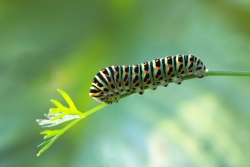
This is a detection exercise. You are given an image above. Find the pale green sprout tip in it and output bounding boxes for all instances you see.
[36,89,83,156]
[36,89,107,156]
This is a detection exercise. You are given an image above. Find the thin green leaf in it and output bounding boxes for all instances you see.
[40,130,52,135]
[50,113,67,121]
[37,136,58,157]
[40,129,61,139]
[50,99,64,108]
[37,138,54,147]
[57,89,77,111]
[48,108,63,116]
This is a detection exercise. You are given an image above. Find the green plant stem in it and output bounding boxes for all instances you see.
[38,70,250,156]
[81,102,108,117]
[206,70,250,77]
[62,103,108,133]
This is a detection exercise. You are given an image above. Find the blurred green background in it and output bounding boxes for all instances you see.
[1,0,250,167]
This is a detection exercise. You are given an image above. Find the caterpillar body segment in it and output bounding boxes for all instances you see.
[89,54,208,103]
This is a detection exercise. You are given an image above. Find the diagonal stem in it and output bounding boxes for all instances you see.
[38,70,250,156]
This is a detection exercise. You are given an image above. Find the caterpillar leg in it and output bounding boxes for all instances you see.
[172,76,182,85]
[104,94,121,104]
[149,83,157,90]
[159,80,169,87]
[114,95,120,103]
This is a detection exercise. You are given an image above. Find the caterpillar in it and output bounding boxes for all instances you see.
[89,54,208,103]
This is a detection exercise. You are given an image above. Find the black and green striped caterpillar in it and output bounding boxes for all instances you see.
[89,54,208,103]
